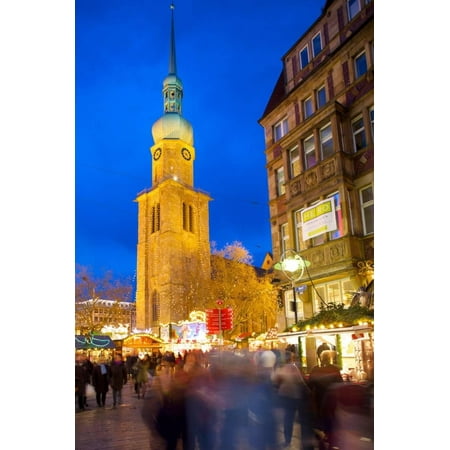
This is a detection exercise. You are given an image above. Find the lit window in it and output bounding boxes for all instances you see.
[312,278,352,312]
[320,123,333,160]
[303,135,316,169]
[294,209,307,251]
[300,46,309,69]
[360,185,374,235]
[273,118,288,142]
[352,115,367,151]
[348,0,361,20]
[328,192,344,240]
[275,167,285,196]
[317,86,326,108]
[304,97,313,119]
[285,289,305,321]
[280,223,289,254]
[289,146,300,178]
[354,51,368,78]
[312,33,322,57]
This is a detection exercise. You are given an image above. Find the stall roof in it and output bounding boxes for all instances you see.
[277,325,373,338]
[75,335,115,349]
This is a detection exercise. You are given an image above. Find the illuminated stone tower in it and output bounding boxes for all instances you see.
[135,4,211,328]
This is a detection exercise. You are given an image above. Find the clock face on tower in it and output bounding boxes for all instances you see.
[181,148,191,160]
[153,148,162,160]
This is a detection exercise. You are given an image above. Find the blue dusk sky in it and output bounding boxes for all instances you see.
[75,0,326,281]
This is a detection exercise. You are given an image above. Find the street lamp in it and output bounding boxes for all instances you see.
[279,249,308,325]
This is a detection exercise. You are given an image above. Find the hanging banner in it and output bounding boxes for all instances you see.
[301,198,337,240]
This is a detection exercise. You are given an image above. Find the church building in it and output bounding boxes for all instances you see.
[135,5,212,328]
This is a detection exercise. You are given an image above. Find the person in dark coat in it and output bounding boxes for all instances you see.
[82,356,94,407]
[75,354,90,412]
[92,357,110,407]
[308,350,343,449]
[109,353,128,407]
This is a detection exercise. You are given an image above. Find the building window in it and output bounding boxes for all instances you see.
[316,86,327,108]
[294,209,307,251]
[369,106,374,137]
[348,0,361,20]
[273,118,288,142]
[360,185,374,235]
[289,146,300,178]
[354,51,368,78]
[320,123,333,160]
[304,97,313,119]
[328,192,344,240]
[303,135,316,170]
[285,289,305,321]
[300,46,309,69]
[275,167,285,196]
[312,33,322,57]
[312,278,352,312]
[280,223,289,255]
[352,115,367,151]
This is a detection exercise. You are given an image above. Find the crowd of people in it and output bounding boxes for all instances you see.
[75,347,374,449]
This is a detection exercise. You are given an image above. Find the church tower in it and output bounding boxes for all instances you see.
[135,4,211,328]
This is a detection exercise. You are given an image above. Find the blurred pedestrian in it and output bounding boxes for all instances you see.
[82,355,94,407]
[273,351,315,449]
[308,350,343,448]
[75,354,89,412]
[136,354,151,399]
[247,350,278,450]
[109,353,128,408]
[145,359,184,450]
[92,356,110,407]
[182,351,217,450]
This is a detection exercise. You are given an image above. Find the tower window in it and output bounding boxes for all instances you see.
[151,203,161,233]
[183,203,194,232]
[152,290,160,323]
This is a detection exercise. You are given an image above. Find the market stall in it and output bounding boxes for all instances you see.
[75,334,116,362]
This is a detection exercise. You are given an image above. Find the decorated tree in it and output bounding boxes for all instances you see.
[208,242,278,338]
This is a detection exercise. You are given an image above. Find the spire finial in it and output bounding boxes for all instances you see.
[168,2,176,75]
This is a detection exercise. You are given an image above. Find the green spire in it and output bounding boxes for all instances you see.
[163,2,183,114]
[168,2,177,75]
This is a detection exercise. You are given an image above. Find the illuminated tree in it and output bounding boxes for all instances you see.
[209,242,278,338]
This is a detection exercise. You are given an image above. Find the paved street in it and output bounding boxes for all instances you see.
[75,380,306,450]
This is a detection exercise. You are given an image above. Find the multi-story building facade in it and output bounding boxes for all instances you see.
[259,0,374,328]
[75,299,136,334]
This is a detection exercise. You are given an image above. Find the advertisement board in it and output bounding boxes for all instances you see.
[301,198,337,240]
